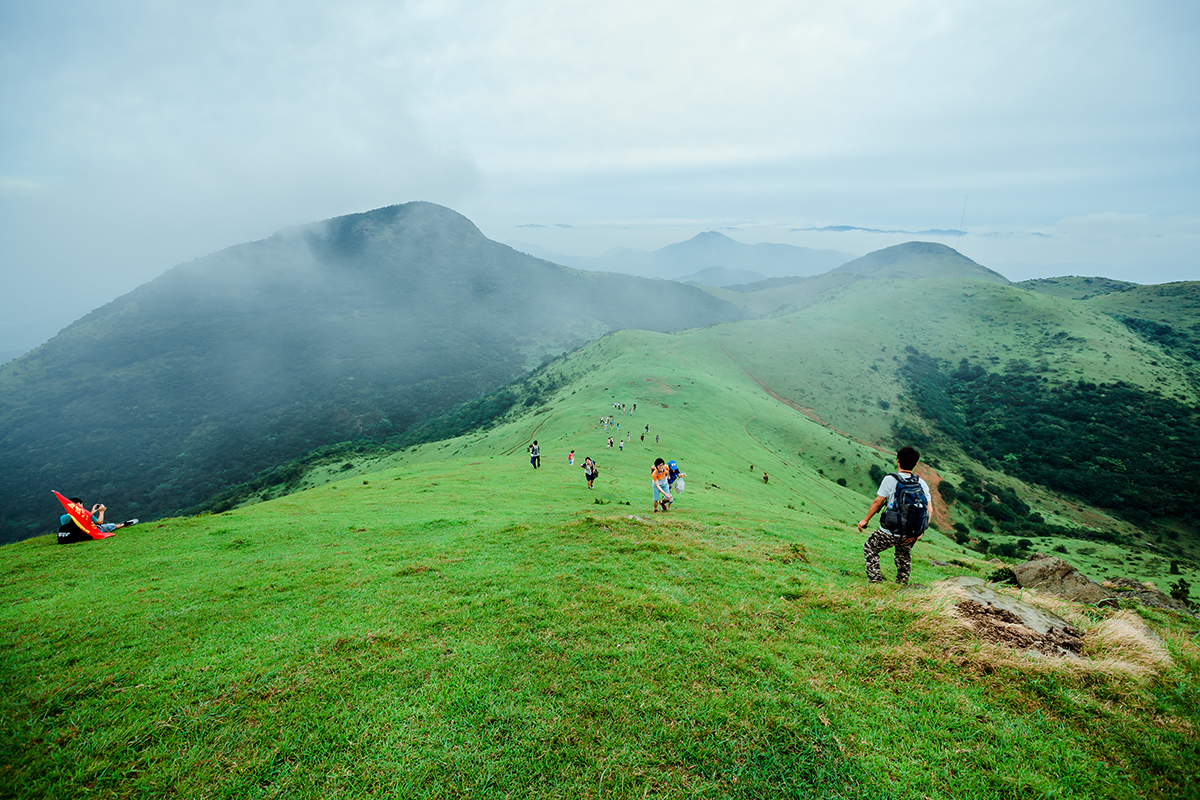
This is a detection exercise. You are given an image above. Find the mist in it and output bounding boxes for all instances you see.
[3,1,1198,361]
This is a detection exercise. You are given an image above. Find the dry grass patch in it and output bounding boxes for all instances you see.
[901,583,1175,680]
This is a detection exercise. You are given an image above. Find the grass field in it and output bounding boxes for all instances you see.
[3,328,1198,798]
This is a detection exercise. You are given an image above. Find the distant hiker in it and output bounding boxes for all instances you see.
[583,457,598,489]
[655,434,659,444]
[857,446,932,585]
[607,437,614,448]
[763,472,769,484]
[618,440,623,450]
[652,458,673,512]
[529,441,541,469]
[58,498,137,545]
[632,403,636,414]
[645,424,649,433]
[568,450,575,466]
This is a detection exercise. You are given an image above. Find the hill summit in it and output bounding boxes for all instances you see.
[829,241,1010,283]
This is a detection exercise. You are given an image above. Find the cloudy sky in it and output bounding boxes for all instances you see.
[2,0,1197,360]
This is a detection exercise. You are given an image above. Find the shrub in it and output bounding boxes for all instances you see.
[1053,544,1068,554]
[973,517,994,533]
[1170,578,1192,609]
[938,481,958,503]
[836,477,847,487]
[954,530,971,546]
[994,542,1019,558]
[986,502,1016,523]
[988,566,1017,584]
[1017,538,1033,550]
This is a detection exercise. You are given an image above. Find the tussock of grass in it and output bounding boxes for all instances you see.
[919,583,1175,681]
[1086,611,1173,675]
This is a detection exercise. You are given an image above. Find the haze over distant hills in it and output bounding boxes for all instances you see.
[0,202,746,543]
[508,231,856,285]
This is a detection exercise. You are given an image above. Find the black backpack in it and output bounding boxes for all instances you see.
[882,473,929,541]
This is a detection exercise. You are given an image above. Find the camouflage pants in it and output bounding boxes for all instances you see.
[863,528,912,584]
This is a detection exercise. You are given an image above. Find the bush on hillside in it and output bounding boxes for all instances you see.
[1170,578,1193,609]
[899,351,1200,523]
[994,542,1019,558]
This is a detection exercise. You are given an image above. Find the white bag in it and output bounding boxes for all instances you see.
[674,478,685,494]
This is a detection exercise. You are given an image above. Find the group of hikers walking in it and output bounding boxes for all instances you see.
[529,400,931,585]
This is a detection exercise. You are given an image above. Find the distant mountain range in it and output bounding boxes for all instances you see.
[507,231,856,285]
[0,203,746,542]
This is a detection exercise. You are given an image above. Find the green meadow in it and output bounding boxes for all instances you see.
[3,328,1198,798]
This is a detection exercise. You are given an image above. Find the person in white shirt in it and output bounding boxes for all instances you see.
[856,446,932,585]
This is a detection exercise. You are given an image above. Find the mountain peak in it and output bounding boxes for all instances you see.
[832,241,1009,283]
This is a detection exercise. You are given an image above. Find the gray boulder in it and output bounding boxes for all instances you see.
[934,576,1083,656]
[1103,576,1197,618]
[1011,553,1113,604]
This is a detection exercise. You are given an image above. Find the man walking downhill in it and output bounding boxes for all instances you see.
[856,446,931,585]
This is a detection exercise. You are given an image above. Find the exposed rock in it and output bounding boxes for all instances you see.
[934,576,1083,656]
[1011,553,1113,604]
[1103,576,1198,618]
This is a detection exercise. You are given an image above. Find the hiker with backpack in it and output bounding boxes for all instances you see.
[856,446,931,585]
[583,457,599,489]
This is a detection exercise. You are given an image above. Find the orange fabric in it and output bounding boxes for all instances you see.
[651,464,669,482]
[53,490,113,540]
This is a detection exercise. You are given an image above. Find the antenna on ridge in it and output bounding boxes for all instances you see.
[955,195,968,251]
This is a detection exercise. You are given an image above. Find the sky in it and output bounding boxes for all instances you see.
[2,0,1198,361]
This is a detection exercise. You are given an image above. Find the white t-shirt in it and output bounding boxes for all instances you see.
[877,472,932,516]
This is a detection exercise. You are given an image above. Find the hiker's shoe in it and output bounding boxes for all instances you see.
[122,519,139,526]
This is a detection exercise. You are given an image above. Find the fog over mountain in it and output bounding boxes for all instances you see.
[0,202,745,543]
[508,232,856,284]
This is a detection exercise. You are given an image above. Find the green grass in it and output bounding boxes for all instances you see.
[3,328,1198,798]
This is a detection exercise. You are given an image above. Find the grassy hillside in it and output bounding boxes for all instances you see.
[1018,276,1138,300]
[701,242,1009,317]
[694,277,1197,446]
[0,203,745,544]
[1083,282,1200,384]
[683,272,1200,569]
[3,328,1197,798]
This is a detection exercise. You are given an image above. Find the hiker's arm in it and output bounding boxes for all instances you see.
[857,496,885,532]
